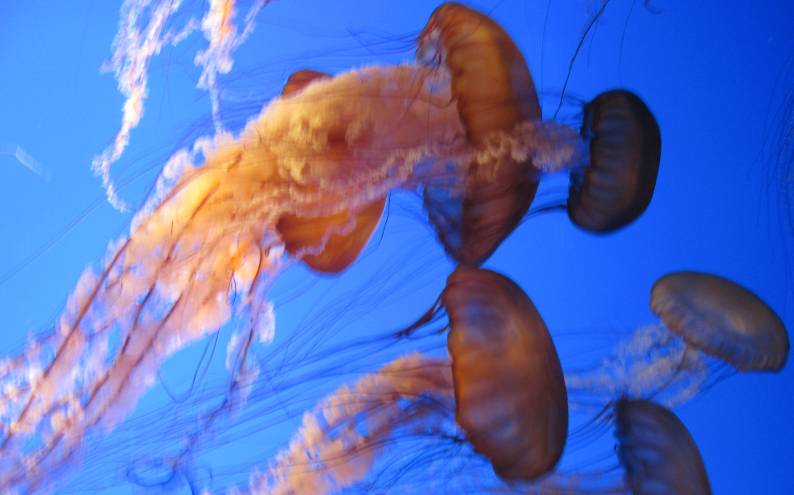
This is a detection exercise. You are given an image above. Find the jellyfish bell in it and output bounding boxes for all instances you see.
[276,199,386,274]
[651,271,789,372]
[615,399,712,495]
[442,266,568,481]
[565,270,789,417]
[532,398,713,494]
[280,69,331,97]
[417,2,542,266]
[275,69,387,274]
[567,89,662,233]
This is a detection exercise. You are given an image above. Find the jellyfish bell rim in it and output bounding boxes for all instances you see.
[650,270,789,372]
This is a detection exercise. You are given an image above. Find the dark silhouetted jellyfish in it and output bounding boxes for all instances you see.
[529,398,712,494]
[615,399,712,495]
[567,89,662,233]
[529,88,661,232]
[566,271,789,409]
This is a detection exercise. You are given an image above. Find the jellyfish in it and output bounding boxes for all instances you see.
[516,397,713,495]
[566,89,662,233]
[226,266,567,493]
[275,69,387,274]
[566,271,789,408]
[416,3,553,266]
[651,271,789,372]
[615,399,711,495]
[443,266,568,481]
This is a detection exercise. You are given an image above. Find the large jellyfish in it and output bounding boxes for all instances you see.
[416,2,544,266]
[229,266,567,493]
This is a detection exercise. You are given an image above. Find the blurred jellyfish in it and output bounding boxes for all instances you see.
[566,271,789,409]
[93,0,266,211]
[615,399,711,495]
[230,266,567,493]
[531,398,712,495]
[651,271,789,372]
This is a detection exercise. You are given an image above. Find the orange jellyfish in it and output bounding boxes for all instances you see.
[444,266,568,481]
[0,61,472,491]
[276,69,387,274]
[232,267,567,493]
[417,2,542,266]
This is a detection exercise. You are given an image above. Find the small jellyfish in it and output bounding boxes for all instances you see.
[651,271,789,372]
[616,399,712,495]
[568,89,662,232]
[566,271,789,409]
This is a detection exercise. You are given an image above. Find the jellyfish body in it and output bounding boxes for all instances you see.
[616,399,712,495]
[418,2,541,265]
[568,90,661,232]
[442,266,568,480]
[275,69,387,274]
[651,271,789,372]
[240,267,568,492]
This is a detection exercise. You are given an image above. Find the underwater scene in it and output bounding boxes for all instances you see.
[0,1,792,493]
